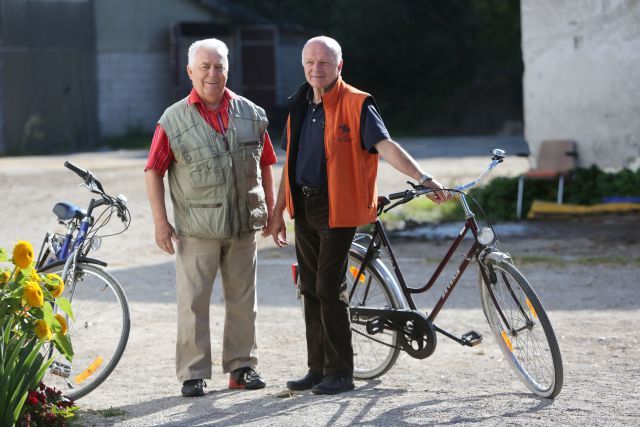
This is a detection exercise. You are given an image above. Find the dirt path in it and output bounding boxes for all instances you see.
[1,149,639,426]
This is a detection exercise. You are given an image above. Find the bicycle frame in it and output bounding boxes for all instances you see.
[56,197,105,262]
[352,213,483,322]
[348,149,522,336]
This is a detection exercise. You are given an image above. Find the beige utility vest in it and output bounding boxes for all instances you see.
[159,95,268,239]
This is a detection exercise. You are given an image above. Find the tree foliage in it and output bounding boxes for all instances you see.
[237,0,523,134]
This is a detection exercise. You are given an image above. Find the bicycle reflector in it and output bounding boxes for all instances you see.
[90,236,102,251]
[477,227,495,245]
[291,263,299,287]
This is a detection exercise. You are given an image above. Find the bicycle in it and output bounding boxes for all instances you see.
[35,161,132,400]
[292,149,563,399]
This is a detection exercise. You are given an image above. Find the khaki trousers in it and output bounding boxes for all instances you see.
[175,233,258,381]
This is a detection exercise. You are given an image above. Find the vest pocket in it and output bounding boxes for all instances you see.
[187,197,231,239]
[189,160,224,189]
[246,185,267,231]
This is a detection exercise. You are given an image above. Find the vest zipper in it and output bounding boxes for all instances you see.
[218,112,243,238]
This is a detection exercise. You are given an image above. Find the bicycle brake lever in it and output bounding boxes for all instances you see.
[383,193,415,213]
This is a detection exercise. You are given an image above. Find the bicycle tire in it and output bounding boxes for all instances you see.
[38,262,131,400]
[347,249,401,379]
[478,258,563,398]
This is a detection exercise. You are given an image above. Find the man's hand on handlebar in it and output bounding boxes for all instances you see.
[420,178,452,204]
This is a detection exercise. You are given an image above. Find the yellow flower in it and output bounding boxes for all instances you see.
[54,313,68,335]
[23,281,44,308]
[0,270,10,286]
[35,320,53,341]
[30,269,40,282]
[46,273,65,298]
[12,240,34,269]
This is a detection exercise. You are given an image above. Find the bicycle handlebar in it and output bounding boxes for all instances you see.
[63,160,129,224]
[381,148,506,213]
[64,161,91,180]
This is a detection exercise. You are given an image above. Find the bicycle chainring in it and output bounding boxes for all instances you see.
[399,311,437,359]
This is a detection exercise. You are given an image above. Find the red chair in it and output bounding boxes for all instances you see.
[516,140,578,219]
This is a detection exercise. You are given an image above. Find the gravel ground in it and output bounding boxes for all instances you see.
[1,146,638,426]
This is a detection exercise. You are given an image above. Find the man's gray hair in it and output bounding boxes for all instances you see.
[302,35,342,64]
[188,38,229,68]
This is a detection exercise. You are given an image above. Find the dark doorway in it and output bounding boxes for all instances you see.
[0,0,97,154]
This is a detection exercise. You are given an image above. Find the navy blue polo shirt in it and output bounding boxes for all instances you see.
[281,90,390,190]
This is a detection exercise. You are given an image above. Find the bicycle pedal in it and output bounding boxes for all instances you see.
[366,316,385,335]
[461,330,483,346]
[50,361,72,378]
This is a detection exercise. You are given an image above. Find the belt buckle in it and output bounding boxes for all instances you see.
[302,185,320,197]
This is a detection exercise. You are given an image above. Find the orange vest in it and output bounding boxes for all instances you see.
[284,77,379,227]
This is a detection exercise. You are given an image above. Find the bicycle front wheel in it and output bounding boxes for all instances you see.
[39,262,131,400]
[347,250,401,379]
[478,258,563,398]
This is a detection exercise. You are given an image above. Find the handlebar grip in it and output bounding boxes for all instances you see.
[64,161,90,180]
[388,191,408,200]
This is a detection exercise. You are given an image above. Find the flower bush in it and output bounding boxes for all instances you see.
[18,382,78,426]
[0,241,75,426]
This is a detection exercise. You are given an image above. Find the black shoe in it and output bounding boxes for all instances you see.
[286,371,324,391]
[311,375,355,395]
[181,379,206,397]
[229,367,266,390]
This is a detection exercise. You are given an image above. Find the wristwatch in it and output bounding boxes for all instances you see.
[418,173,433,186]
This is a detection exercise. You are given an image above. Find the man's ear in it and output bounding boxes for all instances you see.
[337,59,344,75]
[186,64,193,79]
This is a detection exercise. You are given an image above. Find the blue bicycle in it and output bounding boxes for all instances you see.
[36,161,131,400]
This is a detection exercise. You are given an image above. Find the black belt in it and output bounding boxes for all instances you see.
[300,185,325,197]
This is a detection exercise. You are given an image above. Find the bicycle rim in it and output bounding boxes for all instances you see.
[39,263,131,400]
[478,260,563,398]
[348,252,400,379]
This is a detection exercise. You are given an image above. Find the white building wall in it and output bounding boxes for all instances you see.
[97,53,171,137]
[521,0,640,170]
[0,60,4,152]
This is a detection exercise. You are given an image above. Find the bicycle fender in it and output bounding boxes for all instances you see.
[480,248,513,266]
[350,242,409,310]
[38,257,108,271]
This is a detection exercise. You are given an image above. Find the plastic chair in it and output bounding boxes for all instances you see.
[516,140,578,219]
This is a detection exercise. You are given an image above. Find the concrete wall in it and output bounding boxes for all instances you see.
[0,60,4,152]
[521,0,640,171]
[94,0,213,137]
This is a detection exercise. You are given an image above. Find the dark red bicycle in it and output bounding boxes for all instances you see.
[293,149,563,399]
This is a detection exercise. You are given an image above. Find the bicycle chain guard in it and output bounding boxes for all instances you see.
[399,311,437,359]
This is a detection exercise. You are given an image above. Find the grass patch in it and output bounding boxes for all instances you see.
[84,407,127,417]
[514,255,639,267]
[575,256,640,266]
[380,196,464,224]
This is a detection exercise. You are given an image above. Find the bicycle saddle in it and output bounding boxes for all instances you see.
[53,202,87,221]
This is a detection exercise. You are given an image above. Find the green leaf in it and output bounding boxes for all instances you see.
[0,248,8,262]
[42,301,54,326]
[55,297,74,321]
[53,333,74,362]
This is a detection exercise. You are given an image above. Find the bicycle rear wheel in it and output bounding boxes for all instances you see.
[347,250,401,379]
[39,262,131,400]
[478,258,563,398]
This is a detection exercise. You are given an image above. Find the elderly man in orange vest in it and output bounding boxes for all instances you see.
[270,35,451,395]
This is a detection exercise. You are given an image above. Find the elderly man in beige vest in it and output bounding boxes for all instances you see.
[145,38,276,397]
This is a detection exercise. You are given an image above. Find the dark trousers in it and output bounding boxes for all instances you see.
[294,191,357,377]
